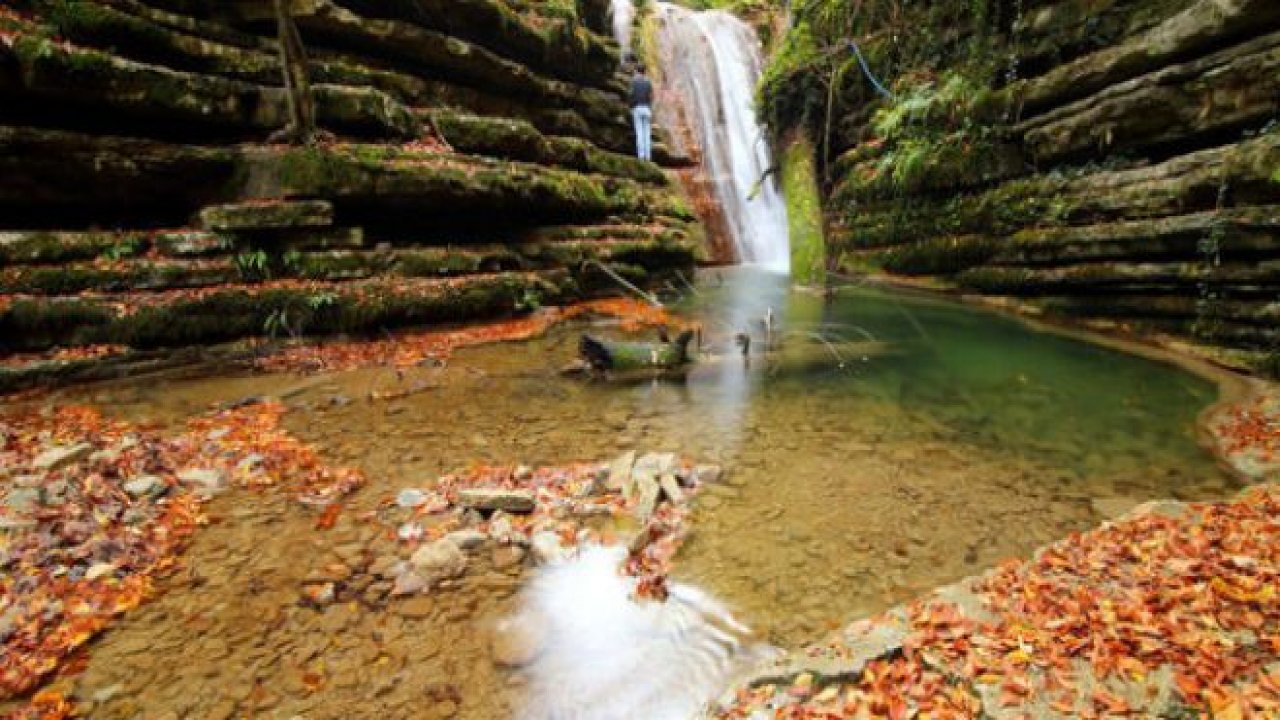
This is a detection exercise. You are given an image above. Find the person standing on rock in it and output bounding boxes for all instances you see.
[630,64,654,161]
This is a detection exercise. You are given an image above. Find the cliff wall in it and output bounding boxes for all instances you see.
[0,0,698,368]
[765,0,1280,374]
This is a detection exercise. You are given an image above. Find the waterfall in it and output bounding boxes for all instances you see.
[609,0,636,54]
[653,4,790,272]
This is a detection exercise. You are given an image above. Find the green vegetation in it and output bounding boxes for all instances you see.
[780,132,826,284]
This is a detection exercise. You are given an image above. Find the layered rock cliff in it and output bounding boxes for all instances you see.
[0,0,698,368]
[765,0,1280,374]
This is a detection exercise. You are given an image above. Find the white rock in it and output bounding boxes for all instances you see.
[85,562,116,581]
[177,468,227,494]
[396,488,427,508]
[123,475,165,499]
[446,529,488,551]
[458,488,536,513]
[692,464,723,485]
[33,443,94,472]
[410,538,467,584]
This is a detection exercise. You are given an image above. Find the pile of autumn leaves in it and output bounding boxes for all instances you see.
[254,297,684,374]
[0,401,362,718]
[720,486,1280,719]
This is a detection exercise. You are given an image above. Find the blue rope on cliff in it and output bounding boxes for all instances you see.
[847,40,893,99]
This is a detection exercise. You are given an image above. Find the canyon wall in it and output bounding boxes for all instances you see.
[765,0,1280,374]
[0,0,698,371]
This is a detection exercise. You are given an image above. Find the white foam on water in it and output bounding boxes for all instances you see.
[513,545,772,720]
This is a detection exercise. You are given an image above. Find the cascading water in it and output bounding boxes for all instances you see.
[652,4,790,272]
[609,0,790,271]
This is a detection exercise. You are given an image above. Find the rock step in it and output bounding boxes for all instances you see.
[0,236,696,295]
[1039,294,1280,327]
[1016,29,1280,164]
[331,0,619,91]
[424,110,668,184]
[2,31,420,141]
[955,260,1280,297]
[833,131,1280,251]
[13,1,631,153]
[1011,0,1280,117]
[0,127,694,230]
[848,207,1280,276]
[0,272,572,352]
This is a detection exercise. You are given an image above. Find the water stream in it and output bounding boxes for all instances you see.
[47,270,1235,718]
[12,8,1242,718]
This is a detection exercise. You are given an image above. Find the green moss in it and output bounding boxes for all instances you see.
[780,131,825,285]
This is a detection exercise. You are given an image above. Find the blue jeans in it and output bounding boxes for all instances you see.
[632,105,652,161]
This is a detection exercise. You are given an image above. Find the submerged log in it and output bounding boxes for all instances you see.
[578,330,695,372]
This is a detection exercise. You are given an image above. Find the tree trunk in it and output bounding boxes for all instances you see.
[272,0,316,145]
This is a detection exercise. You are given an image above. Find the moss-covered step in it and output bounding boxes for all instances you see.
[241,143,692,224]
[991,206,1280,266]
[1010,0,1280,115]
[832,131,1280,250]
[3,31,420,140]
[519,235,698,272]
[0,230,153,264]
[282,246,525,281]
[0,126,239,225]
[0,257,239,294]
[245,0,630,131]
[0,272,571,351]
[1039,294,1280,327]
[955,261,1280,296]
[425,111,666,184]
[1011,0,1191,81]
[1016,30,1280,164]
[196,199,333,231]
[331,0,619,91]
[846,235,1002,276]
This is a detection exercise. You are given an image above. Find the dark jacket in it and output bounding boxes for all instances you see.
[629,75,653,108]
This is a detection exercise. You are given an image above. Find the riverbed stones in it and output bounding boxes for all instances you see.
[491,612,547,668]
[457,487,536,513]
[177,468,227,495]
[123,475,166,499]
[33,443,94,471]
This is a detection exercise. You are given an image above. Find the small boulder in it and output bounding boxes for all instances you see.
[396,488,427,508]
[445,529,488,551]
[692,464,723,485]
[123,475,166,499]
[458,488,536,514]
[33,443,94,472]
[410,538,467,584]
[177,468,227,495]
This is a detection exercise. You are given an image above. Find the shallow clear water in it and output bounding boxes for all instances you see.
[45,268,1234,718]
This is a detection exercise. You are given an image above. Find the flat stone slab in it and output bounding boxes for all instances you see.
[32,443,94,471]
[457,487,536,513]
[196,199,334,232]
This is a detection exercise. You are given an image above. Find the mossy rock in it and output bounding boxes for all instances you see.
[197,199,334,232]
